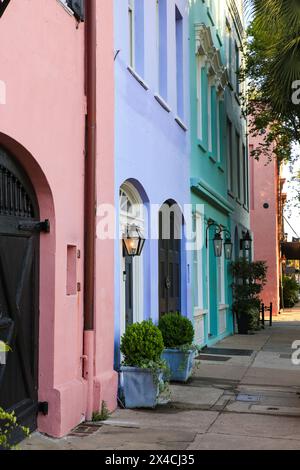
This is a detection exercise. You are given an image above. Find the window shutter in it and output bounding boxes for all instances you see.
[67,0,85,21]
[0,0,10,18]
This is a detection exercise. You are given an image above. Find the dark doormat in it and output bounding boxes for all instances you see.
[196,354,231,362]
[201,347,253,356]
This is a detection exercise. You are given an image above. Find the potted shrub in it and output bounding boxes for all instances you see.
[158,312,195,382]
[283,275,299,308]
[120,319,169,408]
[231,259,268,334]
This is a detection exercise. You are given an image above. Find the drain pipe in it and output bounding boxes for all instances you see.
[83,0,97,422]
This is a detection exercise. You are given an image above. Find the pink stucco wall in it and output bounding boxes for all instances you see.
[0,0,117,437]
[250,136,280,315]
[94,0,118,415]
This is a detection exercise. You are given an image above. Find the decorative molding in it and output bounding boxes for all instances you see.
[226,0,244,41]
[195,23,228,96]
[191,177,235,215]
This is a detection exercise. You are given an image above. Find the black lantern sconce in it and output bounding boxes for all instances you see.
[240,230,252,252]
[122,224,145,257]
[206,219,233,260]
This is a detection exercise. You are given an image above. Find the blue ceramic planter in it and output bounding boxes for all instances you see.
[162,349,194,382]
[120,366,160,409]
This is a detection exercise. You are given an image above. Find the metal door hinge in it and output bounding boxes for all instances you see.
[38,401,49,416]
[19,219,50,233]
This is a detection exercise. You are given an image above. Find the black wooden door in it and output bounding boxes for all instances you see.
[124,256,133,328]
[159,206,181,318]
[0,147,40,443]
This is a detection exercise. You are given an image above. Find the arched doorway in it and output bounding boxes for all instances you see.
[119,182,145,334]
[159,201,182,317]
[0,146,40,439]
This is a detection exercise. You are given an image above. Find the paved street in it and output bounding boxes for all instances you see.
[23,308,300,450]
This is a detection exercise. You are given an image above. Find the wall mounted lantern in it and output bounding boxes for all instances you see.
[122,224,145,257]
[240,230,252,252]
[224,237,234,260]
[206,219,233,260]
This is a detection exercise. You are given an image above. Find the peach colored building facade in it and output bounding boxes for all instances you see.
[0,0,117,438]
[250,137,281,315]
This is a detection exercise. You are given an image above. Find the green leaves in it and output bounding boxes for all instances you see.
[283,275,300,307]
[231,259,268,317]
[0,408,29,450]
[158,312,194,349]
[120,320,164,367]
[243,0,300,172]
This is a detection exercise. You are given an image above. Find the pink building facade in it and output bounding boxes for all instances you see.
[250,136,281,315]
[0,0,117,438]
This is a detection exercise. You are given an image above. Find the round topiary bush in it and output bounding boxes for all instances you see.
[158,312,194,348]
[120,320,164,367]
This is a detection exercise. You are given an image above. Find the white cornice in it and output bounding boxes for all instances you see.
[195,23,228,94]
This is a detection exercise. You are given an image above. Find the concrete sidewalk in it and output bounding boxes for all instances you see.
[22,311,300,450]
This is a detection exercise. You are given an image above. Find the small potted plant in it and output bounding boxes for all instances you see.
[120,319,169,408]
[158,312,195,382]
[231,259,268,334]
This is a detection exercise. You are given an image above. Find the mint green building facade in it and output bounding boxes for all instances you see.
[189,0,250,347]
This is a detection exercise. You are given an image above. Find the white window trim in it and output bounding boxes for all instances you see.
[216,97,221,162]
[207,79,213,152]
[128,0,135,69]
[217,250,225,306]
[194,212,204,310]
[206,229,211,335]
[156,0,160,93]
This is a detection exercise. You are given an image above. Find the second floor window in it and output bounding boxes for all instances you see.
[236,132,241,200]
[207,79,213,153]
[235,42,240,95]
[128,0,135,68]
[243,143,249,208]
[227,119,234,193]
[175,6,184,119]
[196,58,204,141]
[128,0,145,77]
[157,0,168,100]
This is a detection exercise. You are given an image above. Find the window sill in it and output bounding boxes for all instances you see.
[175,116,188,132]
[219,304,229,311]
[154,93,171,113]
[127,67,149,91]
[207,7,215,26]
[218,165,225,173]
[197,141,207,153]
[236,198,242,206]
[57,0,74,17]
[228,190,235,199]
[234,92,241,106]
[209,155,217,164]
[228,81,234,92]
[194,308,208,318]
[216,31,223,47]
